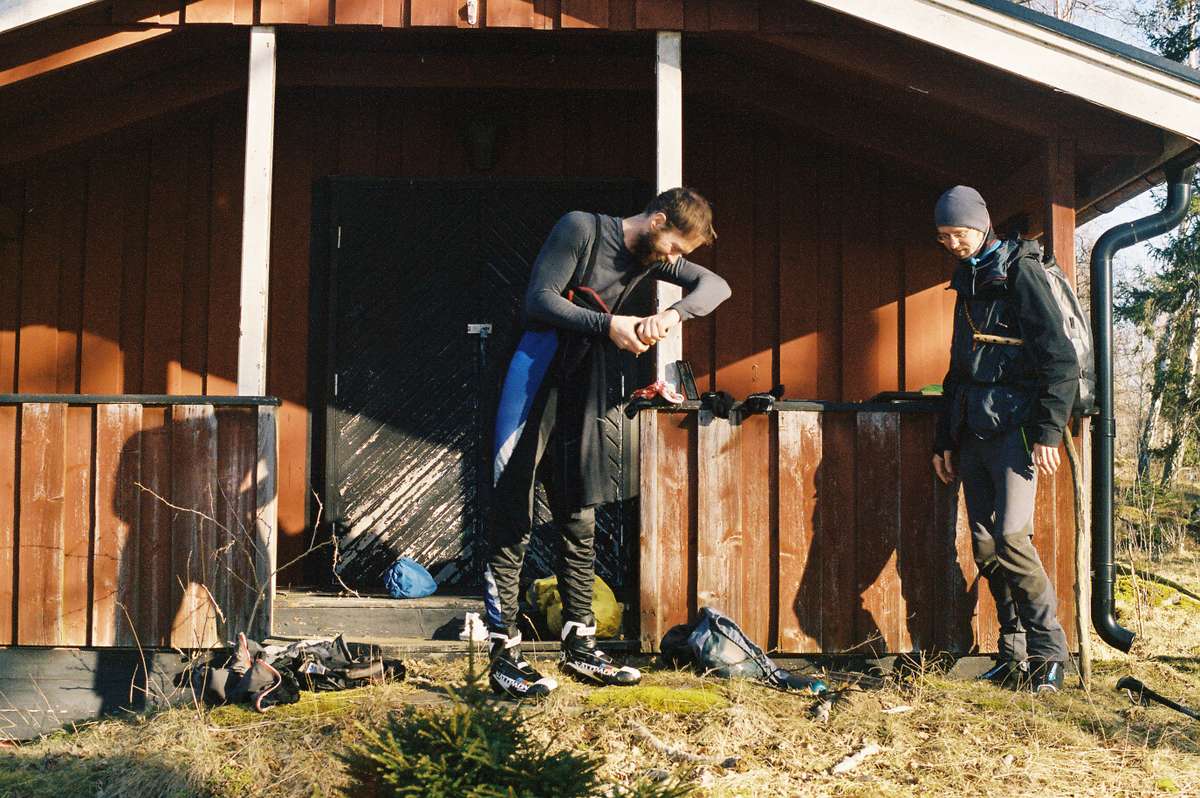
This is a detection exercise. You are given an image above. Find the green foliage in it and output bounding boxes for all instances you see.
[339,666,691,798]
[1134,0,1199,64]
[1115,179,1200,488]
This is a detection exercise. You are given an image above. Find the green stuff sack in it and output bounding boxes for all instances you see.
[526,575,621,638]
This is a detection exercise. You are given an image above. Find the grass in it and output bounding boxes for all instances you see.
[3,544,1200,796]
[3,645,1198,797]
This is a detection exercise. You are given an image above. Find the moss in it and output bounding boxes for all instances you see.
[585,685,728,714]
[1114,575,1200,616]
[1156,776,1180,793]
[208,690,365,728]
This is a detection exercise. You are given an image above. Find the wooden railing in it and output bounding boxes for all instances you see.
[0,396,278,649]
[639,402,1080,655]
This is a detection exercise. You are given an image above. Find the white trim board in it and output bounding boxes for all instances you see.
[237,26,277,397]
[0,0,103,35]
[654,31,683,387]
[807,0,1200,143]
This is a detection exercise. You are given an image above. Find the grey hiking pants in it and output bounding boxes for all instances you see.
[958,427,1070,663]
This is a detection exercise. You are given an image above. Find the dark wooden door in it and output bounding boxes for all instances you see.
[322,178,646,591]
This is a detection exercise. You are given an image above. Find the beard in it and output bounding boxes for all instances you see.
[631,230,667,267]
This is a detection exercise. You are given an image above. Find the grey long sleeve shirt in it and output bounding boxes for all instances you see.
[524,211,731,335]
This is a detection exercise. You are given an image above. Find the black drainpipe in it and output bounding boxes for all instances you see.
[1090,164,1195,652]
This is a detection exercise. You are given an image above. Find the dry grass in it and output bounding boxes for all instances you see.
[2,643,1197,798]
[3,566,1200,797]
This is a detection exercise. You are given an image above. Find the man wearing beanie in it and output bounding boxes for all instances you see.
[932,185,1077,693]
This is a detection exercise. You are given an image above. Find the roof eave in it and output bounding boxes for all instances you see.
[804,0,1200,143]
[0,0,105,35]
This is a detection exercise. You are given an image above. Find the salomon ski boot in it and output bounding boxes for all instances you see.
[558,620,641,686]
[488,632,557,699]
[1029,660,1064,694]
[977,659,1027,689]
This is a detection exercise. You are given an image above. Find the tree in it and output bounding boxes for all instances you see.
[1116,199,1200,485]
[1110,1,1200,487]
[1134,0,1200,67]
[1014,0,1129,24]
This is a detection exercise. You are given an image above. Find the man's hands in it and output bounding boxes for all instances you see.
[608,310,682,355]
[609,315,651,355]
[635,309,681,345]
[932,450,956,485]
[1032,442,1060,476]
[932,442,1060,483]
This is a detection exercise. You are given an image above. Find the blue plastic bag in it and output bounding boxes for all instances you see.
[383,557,437,599]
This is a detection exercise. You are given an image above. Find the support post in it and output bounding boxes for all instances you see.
[237,26,277,397]
[655,31,683,386]
[1044,137,1076,286]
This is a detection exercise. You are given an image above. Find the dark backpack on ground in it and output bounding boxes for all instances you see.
[661,607,826,694]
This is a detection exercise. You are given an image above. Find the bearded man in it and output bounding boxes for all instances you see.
[484,188,730,698]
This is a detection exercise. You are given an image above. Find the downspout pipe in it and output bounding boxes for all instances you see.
[1090,164,1195,652]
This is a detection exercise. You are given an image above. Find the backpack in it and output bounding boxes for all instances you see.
[662,607,827,694]
[1042,255,1097,417]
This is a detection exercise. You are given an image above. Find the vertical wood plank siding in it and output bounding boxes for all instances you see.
[641,409,1080,655]
[0,41,1080,651]
[0,400,276,648]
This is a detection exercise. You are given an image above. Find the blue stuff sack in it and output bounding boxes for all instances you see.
[383,557,437,599]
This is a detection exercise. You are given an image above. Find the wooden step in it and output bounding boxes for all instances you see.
[272,590,485,641]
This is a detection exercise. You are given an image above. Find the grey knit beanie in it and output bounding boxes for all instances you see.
[934,185,991,233]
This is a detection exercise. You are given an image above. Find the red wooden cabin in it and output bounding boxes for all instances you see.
[0,0,1198,679]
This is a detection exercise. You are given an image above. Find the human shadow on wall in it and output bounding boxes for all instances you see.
[107,409,274,654]
[788,411,976,658]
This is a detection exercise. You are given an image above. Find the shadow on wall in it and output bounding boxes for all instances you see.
[105,404,275,650]
[785,411,978,657]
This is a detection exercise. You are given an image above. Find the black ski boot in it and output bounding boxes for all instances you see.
[488,632,558,699]
[977,659,1027,689]
[558,621,641,686]
[1029,660,1064,694]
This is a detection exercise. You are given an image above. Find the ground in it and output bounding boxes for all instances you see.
[1,553,1198,796]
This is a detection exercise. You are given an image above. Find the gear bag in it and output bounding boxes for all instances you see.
[665,607,826,694]
[189,633,405,713]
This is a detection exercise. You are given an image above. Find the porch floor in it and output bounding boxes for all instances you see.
[272,589,638,656]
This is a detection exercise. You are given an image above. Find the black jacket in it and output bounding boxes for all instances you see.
[934,238,1078,453]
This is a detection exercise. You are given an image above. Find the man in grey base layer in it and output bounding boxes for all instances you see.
[932,185,1076,693]
[483,188,730,699]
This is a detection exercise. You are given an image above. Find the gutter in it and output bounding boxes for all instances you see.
[1089,164,1196,652]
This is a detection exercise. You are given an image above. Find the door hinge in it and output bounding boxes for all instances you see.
[333,373,339,396]
[336,226,342,249]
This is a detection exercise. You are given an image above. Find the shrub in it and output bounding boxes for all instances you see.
[340,666,690,798]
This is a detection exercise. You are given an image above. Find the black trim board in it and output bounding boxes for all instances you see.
[0,394,281,406]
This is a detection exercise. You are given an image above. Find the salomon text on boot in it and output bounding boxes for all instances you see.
[558,620,641,686]
[488,632,558,699]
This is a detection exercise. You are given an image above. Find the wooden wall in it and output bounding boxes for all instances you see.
[682,99,953,402]
[100,0,813,31]
[0,100,247,398]
[0,51,1036,593]
[0,399,275,649]
[640,407,1082,656]
[0,84,655,584]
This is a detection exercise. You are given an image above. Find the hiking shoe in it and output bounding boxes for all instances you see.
[1029,661,1064,694]
[977,659,1027,688]
[558,620,641,686]
[488,632,557,699]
